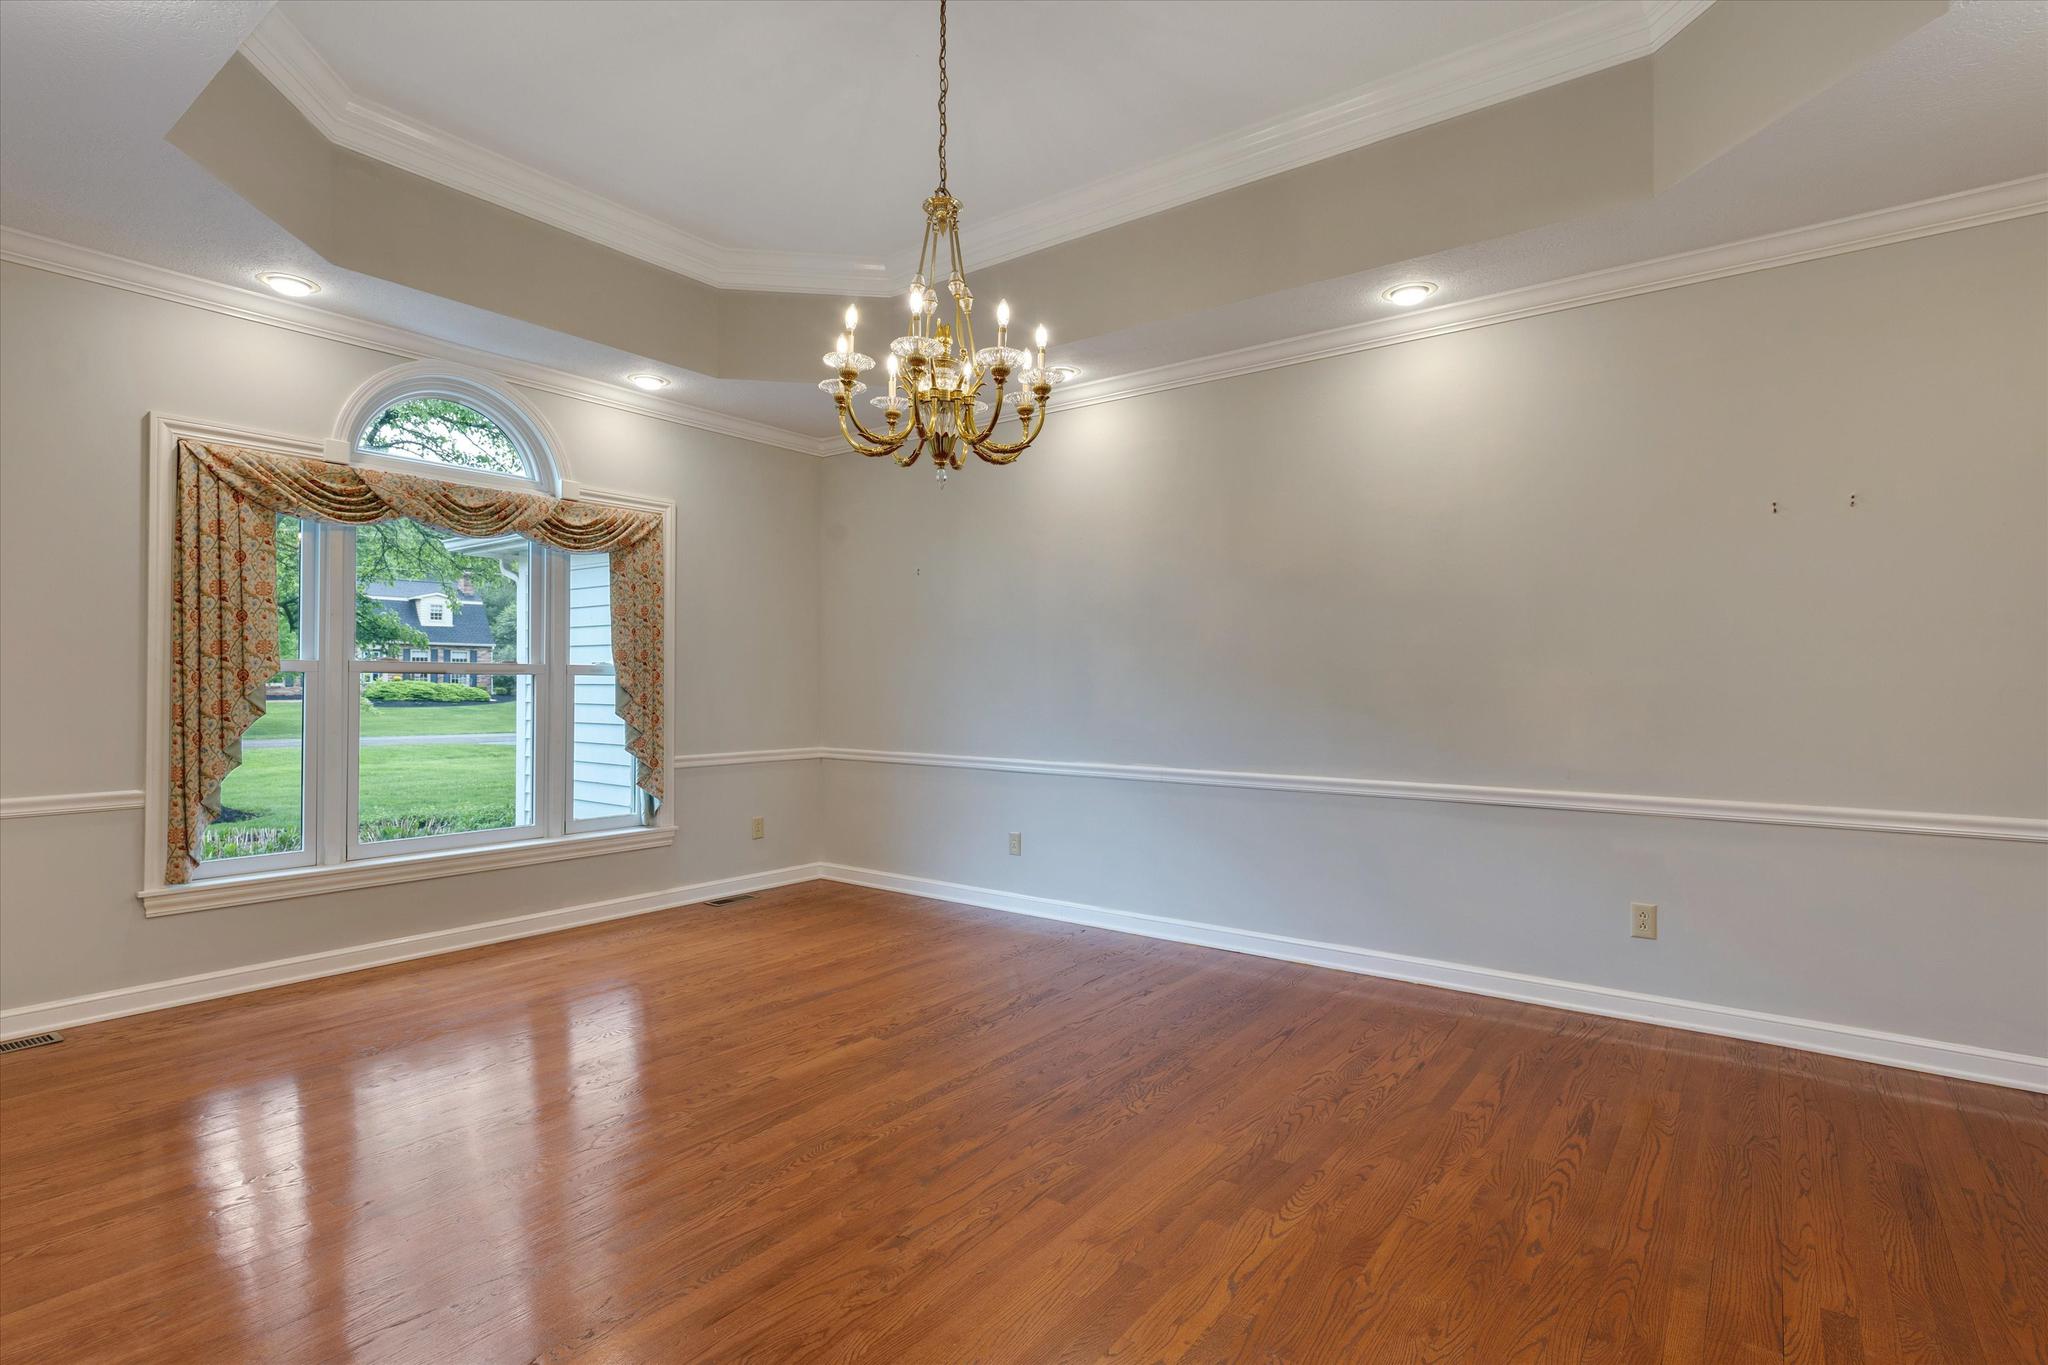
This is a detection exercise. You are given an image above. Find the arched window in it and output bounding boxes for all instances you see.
[335,364,565,495]
[360,396,530,478]
[188,366,638,880]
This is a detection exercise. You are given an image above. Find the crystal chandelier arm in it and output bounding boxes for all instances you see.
[894,429,927,467]
[835,403,910,458]
[964,378,1006,445]
[971,401,1045,463]
[834,384,915,456]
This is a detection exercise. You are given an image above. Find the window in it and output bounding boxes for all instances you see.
[361,397,531,478]
[192,398,644,884]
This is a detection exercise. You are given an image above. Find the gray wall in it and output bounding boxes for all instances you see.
[0,262,822,1009]
[5,217,2044,1065]
[818,218,2048,1058]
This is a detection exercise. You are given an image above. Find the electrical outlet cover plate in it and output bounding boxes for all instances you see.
[1631,902,1658,939]
[750,817,765,840]
[1008,832,1022,856]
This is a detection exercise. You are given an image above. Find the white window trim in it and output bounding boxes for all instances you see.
[141,412,675,918]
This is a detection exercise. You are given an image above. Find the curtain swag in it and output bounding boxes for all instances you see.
[166,438,665,885]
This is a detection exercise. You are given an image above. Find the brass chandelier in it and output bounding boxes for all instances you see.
[821,0,1076,478]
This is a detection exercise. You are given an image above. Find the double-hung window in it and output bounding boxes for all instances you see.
[197,391,646,883]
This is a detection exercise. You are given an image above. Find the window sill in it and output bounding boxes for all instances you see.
[140,823,675,917]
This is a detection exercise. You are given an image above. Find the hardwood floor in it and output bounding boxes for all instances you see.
[1,881,2042,1363]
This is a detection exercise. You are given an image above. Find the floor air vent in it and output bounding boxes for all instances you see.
[703,893,758,907]
[0,1032,62,1054]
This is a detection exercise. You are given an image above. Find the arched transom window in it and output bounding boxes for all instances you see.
[338,366,562,495]
[360,396,531,478]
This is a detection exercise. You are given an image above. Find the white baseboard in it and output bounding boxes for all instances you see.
[13,860,2040,1094]
[819,863,2048,1094]
[0,863,825,1041]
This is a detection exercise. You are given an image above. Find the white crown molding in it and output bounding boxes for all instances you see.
[816,748,2047,843]
[0,863,826,1042]
[238,13,891,296]
[239,5,1713,294]
[0,227,830,456]
[1050,175,2048,416]
[950,0,1715,273]
[0,790,146,820]
[12,174,2040,467]
[819,864,2048,1093]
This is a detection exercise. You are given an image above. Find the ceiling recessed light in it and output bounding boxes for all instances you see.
[258,272,320,298]
[1382,281,1438,307]
[626,373,671,392]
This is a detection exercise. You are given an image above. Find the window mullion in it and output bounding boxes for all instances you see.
[543,548,569,839]
[317,522,355,865]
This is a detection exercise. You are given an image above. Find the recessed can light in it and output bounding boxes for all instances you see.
[1382,281,1437,307]
[626,373,671,391]
[257,272,320,298]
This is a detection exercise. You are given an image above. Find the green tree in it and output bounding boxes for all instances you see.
[273,513,513,659]
[363,398,525,475]
[274,400,527,663]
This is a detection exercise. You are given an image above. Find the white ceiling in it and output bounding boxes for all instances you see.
[276,0,1598,262]
[1,1,2043,444]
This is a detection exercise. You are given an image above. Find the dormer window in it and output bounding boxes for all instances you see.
[420,595,451,627]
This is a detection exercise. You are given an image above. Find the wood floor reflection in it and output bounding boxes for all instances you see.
[2,880,2042,1362]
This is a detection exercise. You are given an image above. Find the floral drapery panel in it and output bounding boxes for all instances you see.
[167,438,665,884]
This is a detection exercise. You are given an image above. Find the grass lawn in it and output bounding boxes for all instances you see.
[207,700,520,859]
[245,699,514,740]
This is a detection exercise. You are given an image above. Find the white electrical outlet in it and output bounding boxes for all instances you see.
[1631,902,1658,939]
[751,816,765,840]
[1008,832,1022,856]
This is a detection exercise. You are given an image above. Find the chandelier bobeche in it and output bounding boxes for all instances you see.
[822,0,1076,478]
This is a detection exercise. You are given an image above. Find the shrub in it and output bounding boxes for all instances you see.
[362,679,493,704]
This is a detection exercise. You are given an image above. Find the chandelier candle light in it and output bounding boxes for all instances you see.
[822,0,1077,479]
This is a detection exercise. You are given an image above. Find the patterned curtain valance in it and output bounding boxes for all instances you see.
[167,438,665,885]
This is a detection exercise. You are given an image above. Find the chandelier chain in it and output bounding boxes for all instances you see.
[936,0,948,189]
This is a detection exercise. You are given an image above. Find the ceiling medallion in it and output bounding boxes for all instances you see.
[821,0,1076,481]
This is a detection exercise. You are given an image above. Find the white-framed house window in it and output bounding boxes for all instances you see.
[143,372,674,915]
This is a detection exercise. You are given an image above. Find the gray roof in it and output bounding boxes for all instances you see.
[363,580,495,647]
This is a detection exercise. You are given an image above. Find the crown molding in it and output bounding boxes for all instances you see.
[239,4,1713,295]
[238,12,892,296]
[1049,174,2048,417]
[950,0,1715,273]
[0,227,831,456]
[14,174,2036,467]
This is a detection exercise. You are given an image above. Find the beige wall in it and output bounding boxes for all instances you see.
[0,262,822,1009]
[818,217,2048,1057]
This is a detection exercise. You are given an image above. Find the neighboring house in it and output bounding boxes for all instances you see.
[362,577,496,686]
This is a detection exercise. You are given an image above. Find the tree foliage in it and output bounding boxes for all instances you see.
[364,398,526,475]
[274,515,519,662]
